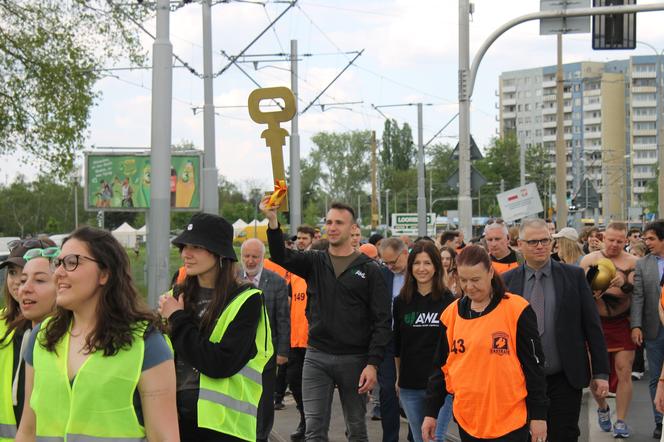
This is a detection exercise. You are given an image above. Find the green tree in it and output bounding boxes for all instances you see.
[310,131,372,204]
[475,135,521,215]
[426,143,460,215]
[642,172,659,216]
[526,143,554,214]
[0,1,147,177]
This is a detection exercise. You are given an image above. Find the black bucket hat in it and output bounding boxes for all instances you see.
[172,213,237,261]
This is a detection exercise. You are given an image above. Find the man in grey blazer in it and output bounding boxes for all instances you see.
[631,220,664,439]
[241,238,291,442]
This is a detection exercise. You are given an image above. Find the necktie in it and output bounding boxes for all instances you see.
[531,271,545,336]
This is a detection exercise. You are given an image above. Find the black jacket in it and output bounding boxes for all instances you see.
[267,226,391,366]
[502,260,609,389]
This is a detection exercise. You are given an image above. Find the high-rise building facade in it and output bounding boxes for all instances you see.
[498,55,661,219]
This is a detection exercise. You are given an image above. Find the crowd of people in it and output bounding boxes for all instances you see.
[2,202,664,442]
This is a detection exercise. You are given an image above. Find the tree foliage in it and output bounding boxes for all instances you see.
[310,131,372,204]
[0,1,147,177]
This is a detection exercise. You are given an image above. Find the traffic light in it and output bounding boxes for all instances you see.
[592,0,636,50]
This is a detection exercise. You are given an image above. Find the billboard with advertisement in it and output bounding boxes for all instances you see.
[85,151,202,211]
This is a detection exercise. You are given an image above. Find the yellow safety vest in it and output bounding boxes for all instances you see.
[197,288,273,441]
[0,314,16,442]
[31,318,147,441]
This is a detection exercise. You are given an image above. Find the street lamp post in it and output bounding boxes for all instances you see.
[385,189,391,231]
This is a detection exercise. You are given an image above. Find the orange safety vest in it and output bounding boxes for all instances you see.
[660,285,664,310]
[491,259,520,275]
[440,293,529,439]
[263,259,309,348]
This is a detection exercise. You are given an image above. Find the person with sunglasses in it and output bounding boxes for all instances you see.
[0,238,56,440]
[483,219,524,275]
[16,227,178,441]
[502,219,609,441]
[158,213,273,442]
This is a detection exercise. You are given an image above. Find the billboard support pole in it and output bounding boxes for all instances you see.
[147,0,173,308]
[202,0,218,215]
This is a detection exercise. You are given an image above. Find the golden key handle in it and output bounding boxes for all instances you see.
[248,87,296,147]
[248,86,297,212]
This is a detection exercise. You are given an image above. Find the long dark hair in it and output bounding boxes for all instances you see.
[456,244,506,298]
[398,241,448,305]
[0,264,30,347]
[176,256,246,335]
[440,246,457,272]
[42,227,158,356]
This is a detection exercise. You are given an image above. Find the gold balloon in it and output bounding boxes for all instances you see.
[591,258,616,291]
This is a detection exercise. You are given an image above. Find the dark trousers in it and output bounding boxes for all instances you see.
[458,424,529,441]
[288,347,307,413]
[275,361,288,404]
[179,417,243,442]
[302,348,368,441]
[257,360,277,442]
[546,372,582,442]
[377,338,400,442]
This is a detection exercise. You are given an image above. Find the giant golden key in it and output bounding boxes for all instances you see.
[248,87,296,212]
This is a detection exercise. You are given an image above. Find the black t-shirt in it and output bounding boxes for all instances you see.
[492,249,519,264]
[393,291,454,389]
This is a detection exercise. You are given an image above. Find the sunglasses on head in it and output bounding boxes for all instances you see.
[8,239,49,253]
[23,247,61,262]
[486,218,504,225]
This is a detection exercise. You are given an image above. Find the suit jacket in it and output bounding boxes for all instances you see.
[502,260,609,389]
[631,254,663,340]
[257,268,291,360]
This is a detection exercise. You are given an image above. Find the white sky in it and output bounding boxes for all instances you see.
[7,0,664,190]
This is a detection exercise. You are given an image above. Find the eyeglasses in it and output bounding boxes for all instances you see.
[50,254,101,272]
[520,238,552,247]
[8,239,48,253]
[23,247,61,262]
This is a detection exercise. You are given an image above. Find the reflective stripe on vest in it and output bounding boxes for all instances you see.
[0,422,17,439]
[199,388,258,416]
[32,318,147,441]
[197,288,274,441]
[0,315,16,439]
[67,435,146,442]
[36,437,64,442]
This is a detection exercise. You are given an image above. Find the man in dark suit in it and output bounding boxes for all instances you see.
[503,219,609,442]
[631,220,664,439]
[241,238,290,442]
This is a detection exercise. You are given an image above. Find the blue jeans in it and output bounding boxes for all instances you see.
[646,324,664,425]
[399,388,453,442]
[302,348,368,441]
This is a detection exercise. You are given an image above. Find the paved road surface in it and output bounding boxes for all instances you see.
[270,373,654,441]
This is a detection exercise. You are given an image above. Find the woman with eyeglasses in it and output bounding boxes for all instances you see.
[16,227,178,441]
[394,241,455,442]
[0,238,56,440]
[158,213,273,442]
[440,246,460,298]
[422,245,548,442]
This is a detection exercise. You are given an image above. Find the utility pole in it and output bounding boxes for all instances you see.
[202,0,218,214]
[458,0,473,240]
[417,103,426,236]
[659,54,664,217]
[385,189,390,231]
[555,33,568,227]
[371,131,378,230]
[147,0,173,307]
[290,39,302,233]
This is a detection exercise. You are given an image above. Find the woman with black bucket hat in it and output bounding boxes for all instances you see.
[159,212,274,442]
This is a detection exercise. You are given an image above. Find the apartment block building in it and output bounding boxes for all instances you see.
[498,55,661,217]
